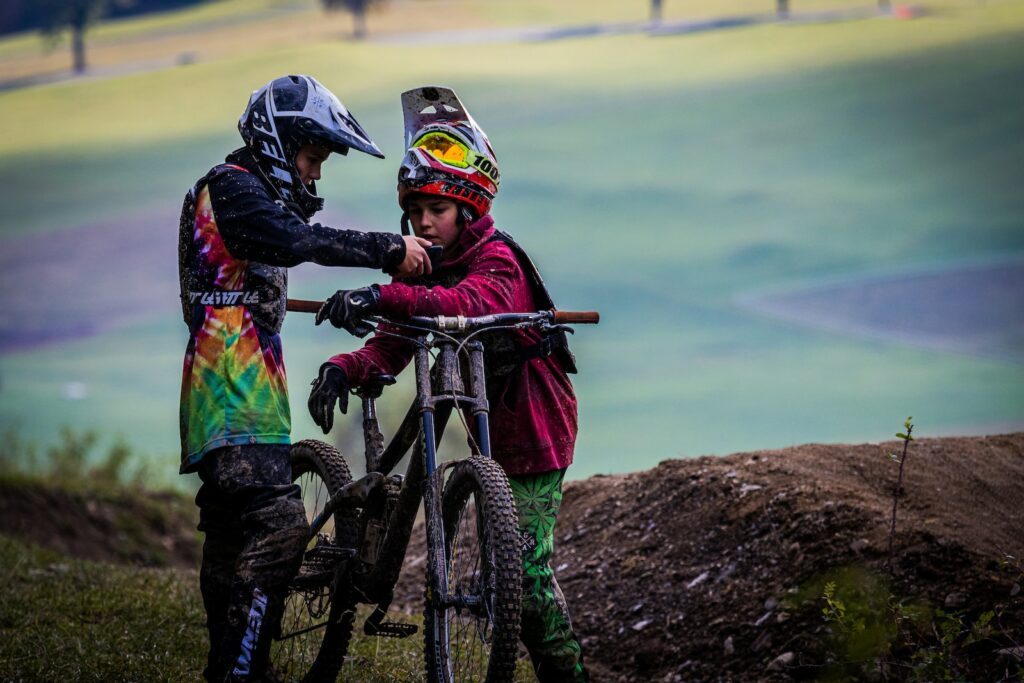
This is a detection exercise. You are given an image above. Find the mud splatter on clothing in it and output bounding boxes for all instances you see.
[195,444,307,682]
[177,149,406,471]
[179,185,291,470]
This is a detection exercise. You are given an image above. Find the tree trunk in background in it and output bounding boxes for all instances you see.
[650,0,663,24]
[71,3,89,74]
[352,7,366,39]
[72,23,86,73]
[777,0,790,19]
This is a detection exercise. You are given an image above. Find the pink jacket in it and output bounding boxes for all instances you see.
[327,216,578,476]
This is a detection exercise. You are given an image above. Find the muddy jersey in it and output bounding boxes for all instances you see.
[179,181,293,471]
[178,150,406,472]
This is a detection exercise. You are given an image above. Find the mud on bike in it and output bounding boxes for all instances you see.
[267,306,599,683]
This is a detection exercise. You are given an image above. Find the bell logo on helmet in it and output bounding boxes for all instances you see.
[259,139,287,165]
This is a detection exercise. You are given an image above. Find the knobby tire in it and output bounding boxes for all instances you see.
[425,456,522,683]
[268,439,358,683]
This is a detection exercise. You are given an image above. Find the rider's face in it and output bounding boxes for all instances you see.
[295,145,331,186]
[407,196,462,250]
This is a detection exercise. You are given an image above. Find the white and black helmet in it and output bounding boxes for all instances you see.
[239,74,384,217]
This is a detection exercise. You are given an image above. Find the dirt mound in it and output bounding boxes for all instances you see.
[3,434,1021,679]
[0,476,199,568]
[393,433,1024,680]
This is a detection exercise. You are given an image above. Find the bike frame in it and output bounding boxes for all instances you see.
[317,328,495,620]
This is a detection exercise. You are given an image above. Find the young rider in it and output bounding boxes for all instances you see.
[308,86,590,682]
[177,74,432,682]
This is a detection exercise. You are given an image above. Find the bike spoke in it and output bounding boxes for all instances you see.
[271,468,339,679]
[444,491,496,680]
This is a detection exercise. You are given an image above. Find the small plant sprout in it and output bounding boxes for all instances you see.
[886,416,914,576]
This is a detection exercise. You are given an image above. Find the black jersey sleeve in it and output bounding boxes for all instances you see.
[206,168,406,272]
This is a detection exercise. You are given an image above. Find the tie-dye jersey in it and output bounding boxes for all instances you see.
[179,184,291,472]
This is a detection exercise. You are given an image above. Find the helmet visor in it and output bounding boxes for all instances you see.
[412,131,470,169]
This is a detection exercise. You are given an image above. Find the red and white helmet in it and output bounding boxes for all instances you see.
[397,86,500,219]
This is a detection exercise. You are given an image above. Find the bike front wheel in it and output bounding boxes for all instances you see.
[268,439,358,683]
[425,455,522,683]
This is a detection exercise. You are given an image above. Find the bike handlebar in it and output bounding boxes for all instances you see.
[287,298,324,314]
[286,298,599,330]
[405,311,600,332]
[552,311,600,325]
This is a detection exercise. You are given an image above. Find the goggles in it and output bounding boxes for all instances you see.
[412,131,471,169]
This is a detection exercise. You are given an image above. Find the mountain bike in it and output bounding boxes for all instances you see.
[268,305,599,683]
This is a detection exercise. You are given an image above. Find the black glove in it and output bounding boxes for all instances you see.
[315,285,381,337]
[308,364,349,434]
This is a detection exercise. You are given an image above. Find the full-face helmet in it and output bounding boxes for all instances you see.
[397,86,499,224]
[239,74,384,217]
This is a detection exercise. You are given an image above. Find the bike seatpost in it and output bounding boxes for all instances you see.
[356,375,395,473]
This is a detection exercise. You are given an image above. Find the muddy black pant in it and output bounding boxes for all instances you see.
[195,444,308,682]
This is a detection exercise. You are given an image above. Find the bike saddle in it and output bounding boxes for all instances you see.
[353,373,396,399]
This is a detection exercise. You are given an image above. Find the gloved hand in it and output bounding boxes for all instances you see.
[308,364,349,434]
[315,285,381,337]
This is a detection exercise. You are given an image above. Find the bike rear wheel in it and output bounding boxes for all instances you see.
[425,456,522,683]
[268,439,358,683]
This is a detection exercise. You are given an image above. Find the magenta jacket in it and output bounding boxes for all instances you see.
[327,215,578,476]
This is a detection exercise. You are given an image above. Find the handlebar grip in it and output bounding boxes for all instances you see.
[286,298,323,314]
[552,311,600,324]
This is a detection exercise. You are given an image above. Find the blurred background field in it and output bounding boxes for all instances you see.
[1,0,1022,489]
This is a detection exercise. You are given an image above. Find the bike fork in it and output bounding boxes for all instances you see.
[421,408,457,676]
[422,409,449,608]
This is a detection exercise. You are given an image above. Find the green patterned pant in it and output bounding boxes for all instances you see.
[507,469,589,683]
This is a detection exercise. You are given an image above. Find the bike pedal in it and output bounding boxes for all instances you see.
[364,620,419,638]
[308,545,357,561]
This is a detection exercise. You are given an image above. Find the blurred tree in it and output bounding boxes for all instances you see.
[650,0,663,24]
[321,0,382,40]
[2,0,204,36]
[38,0,133,73]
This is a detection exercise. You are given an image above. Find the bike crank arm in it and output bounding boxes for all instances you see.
[309,471,386,537]
[276,619,330,642]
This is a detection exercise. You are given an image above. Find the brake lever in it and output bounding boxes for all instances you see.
[540,322,574,335]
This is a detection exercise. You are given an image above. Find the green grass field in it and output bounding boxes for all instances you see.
[0,535,537,680]
[1,0,1022,486]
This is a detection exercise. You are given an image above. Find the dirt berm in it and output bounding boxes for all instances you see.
[2,434,1021,680]
[393,433,1024,681]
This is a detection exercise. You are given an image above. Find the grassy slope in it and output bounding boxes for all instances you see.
[0,534,537,681]
[0,536,206,681]
[0,1,1022,480]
